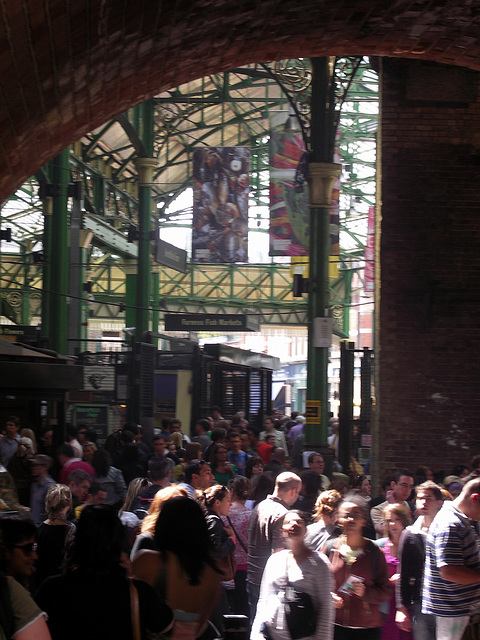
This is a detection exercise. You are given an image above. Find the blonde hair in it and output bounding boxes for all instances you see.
[119,477,152,514]
[45,484,72,520]
[440,488,453,501]
[141,485,188,534]
[170,432,183,449]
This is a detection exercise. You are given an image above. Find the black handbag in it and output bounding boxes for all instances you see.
[284,584,317,640]
[282,552,317,640]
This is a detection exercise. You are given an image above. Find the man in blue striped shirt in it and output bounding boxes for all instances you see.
[422,478,480,640]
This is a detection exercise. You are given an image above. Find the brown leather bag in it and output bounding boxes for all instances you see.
[218,550,237,581]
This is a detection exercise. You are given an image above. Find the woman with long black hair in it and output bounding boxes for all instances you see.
[35,505,173,640]
[132,496,222,640]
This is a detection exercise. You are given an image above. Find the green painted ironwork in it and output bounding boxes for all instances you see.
[49,149,70,353]
[0,58,377,338]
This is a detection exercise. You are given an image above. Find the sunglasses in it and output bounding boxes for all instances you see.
[14,542,38,556]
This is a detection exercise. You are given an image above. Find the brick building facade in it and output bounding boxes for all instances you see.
[375,58,480,482]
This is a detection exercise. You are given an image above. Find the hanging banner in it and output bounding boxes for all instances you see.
[268,113,340,256]
[192,147,249,263]
[364,205,375,294]
[269,113,309,256]
[330,142,341,257]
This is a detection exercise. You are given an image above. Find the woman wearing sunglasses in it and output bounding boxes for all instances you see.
[0,517,38,589]
[0,517,51,639]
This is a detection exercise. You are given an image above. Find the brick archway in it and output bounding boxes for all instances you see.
[1,0,480,201]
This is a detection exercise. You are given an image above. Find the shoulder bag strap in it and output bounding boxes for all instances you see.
[129,578,141,640]
[226,515,247,553]
[366,540,379,582]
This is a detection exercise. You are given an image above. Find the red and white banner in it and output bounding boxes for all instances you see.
[364,205,375,294]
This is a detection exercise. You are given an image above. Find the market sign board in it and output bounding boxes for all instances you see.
[155,239,187,273]
[164,313,259,332]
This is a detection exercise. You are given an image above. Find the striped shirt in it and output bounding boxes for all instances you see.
[422,502,480,616]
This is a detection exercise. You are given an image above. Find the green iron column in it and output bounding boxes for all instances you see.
[152,268,160,348]
[49,149,70,354]
[78,231,93,350]
[305,58,342,446]
[134,99,156,342]
[21,246,30,324]
[134,156,157,341]
[41,173,54,338]
[124,261,138,329]
[67,181,83,355]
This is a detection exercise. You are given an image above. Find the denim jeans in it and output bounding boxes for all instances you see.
[246,581,260,624]
[410,602,436,640]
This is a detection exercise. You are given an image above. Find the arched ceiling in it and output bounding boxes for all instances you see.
[0,0,480,204]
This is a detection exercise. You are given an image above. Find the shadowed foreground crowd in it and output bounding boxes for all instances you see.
[1,414,480,640]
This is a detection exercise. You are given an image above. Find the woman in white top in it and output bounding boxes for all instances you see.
[252,510,334,640]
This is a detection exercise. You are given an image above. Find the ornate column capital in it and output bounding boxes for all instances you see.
[133,157,157,185]
[308,162,342,207]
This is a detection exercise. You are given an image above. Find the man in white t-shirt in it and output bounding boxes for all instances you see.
[370,468,415,537]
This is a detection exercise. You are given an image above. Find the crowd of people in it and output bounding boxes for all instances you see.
[0,410,480,640]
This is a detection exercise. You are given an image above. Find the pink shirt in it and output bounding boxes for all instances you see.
[222,505,250,569]
[59,459,95,484]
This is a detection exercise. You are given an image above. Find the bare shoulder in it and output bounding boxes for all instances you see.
[132,549,162,585]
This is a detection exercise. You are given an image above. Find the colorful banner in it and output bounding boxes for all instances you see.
[364,205,375,294]
[269,114,309,256]
[330,143,341,257]
[192,147,249,263]
[269,114,340,256]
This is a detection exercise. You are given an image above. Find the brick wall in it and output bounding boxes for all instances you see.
[375,58,480,485]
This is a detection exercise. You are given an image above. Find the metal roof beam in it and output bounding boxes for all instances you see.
[83,214,138,258]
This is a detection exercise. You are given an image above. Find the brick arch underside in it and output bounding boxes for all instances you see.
[2,0,480,202]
